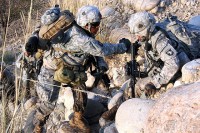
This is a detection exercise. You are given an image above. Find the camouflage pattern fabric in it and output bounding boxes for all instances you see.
[36,66,88,116]
[45,24,127,67]
[141,29,190,89]
[36,66,60,102]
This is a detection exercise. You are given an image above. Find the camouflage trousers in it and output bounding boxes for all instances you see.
[36,66,87,117]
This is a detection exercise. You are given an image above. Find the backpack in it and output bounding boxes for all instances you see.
[156,15,200,59]
[39,10,74,41]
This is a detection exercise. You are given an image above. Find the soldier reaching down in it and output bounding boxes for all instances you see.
[127,11,191,98]
[23,5,130,133]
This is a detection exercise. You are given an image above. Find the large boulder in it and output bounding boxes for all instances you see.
[115,98,155,133]
[181,59,200,83]
[145,82,200,133]
[122,0,160,11]
[101,6,115,18]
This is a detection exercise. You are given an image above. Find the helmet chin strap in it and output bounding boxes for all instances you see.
[88,23,92,33]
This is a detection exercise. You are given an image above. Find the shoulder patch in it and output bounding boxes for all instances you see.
[166,49,174,56]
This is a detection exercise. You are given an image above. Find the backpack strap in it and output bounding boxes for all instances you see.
[155,26,193,60]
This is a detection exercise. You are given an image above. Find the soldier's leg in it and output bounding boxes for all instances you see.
[23,67,61,133]
[69,83,90,133]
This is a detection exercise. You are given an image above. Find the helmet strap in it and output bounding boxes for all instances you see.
[88,23,92,33]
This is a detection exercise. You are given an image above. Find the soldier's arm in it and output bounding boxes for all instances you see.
[152,36,180,88]
[77,35,128,57]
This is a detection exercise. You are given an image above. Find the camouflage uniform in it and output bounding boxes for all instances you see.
[128,12,190,98]
[36,22,127,113]
[24,6,128,133]
[135,30,190,97]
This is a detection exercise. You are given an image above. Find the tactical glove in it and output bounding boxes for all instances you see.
[144,83,157,97]
[25,36,38,55]
[119,38,131,52]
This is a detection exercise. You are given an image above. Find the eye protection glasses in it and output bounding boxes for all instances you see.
[90,22,100,27]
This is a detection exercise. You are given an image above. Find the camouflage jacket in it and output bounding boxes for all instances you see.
[40,23,127,70]
[143,29,190,88]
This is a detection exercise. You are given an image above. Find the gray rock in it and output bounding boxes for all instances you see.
[145,82,200,133]
[101,7,115,18]
[115,98,155,133]
[122,0,160,11]
[104,123,118,133]
[182,59,200,83]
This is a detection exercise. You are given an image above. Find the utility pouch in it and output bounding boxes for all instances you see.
[74,71,87,85]
[54,66,75,83]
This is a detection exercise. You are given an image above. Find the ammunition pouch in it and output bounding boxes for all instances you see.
[54,65,87,85]
[54,66,75,83]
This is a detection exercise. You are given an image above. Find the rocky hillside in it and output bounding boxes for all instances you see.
[0,0,200,132]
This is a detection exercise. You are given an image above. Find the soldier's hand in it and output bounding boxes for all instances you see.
[119,38,131,52]
[25,36,38,55]
[144,83,157,97]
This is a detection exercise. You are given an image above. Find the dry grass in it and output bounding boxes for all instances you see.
[0,0,11,132]
[49,0,106,14]
[0,0,35,132]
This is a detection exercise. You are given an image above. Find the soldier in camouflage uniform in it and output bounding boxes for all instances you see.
[23,5,130,133]
[127,11,191,98]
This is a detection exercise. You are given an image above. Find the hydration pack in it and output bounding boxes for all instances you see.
[39,10,74,41]
[156,15,200,59]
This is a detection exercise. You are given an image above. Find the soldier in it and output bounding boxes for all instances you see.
[127,11,191,98]
[23,5,130,133]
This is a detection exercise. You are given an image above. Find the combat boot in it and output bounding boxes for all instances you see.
[69,112,90,133]
[101,105,119,121]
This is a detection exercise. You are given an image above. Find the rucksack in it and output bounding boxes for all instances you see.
[39,10,74,41]
[156,15,200,59]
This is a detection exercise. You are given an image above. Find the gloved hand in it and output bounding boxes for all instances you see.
[144,83,157,97]
[119,38,131,52]
[25,36,38,56]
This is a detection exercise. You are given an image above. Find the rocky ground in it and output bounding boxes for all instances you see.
[0,0,200,132]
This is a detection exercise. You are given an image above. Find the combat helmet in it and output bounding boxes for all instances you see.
[128,11,156,37]
[76,5,102,27]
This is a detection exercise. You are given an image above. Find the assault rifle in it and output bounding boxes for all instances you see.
[16,53,43,89]
[125,41,147,98]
